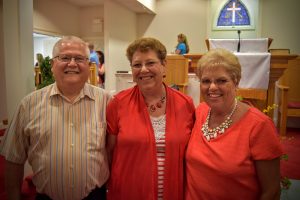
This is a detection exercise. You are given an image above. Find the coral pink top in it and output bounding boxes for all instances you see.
[185,103,284,200]
[107,85,195,200]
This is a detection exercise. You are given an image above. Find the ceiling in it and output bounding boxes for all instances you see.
[62,0,104,7]
[62,0,154,14]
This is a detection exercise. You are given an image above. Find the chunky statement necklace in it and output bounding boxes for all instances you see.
[146,96,166,113]
[201,99,238,141]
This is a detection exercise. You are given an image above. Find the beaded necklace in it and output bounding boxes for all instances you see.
[201,99,238,141]
[146,96,166,113]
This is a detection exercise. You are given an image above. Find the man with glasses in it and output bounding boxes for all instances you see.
[0,36,110,200]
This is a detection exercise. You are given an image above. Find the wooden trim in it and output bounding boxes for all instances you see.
[237,88,267,100]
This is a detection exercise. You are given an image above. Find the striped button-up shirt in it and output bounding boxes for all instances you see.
[0,83,110,200]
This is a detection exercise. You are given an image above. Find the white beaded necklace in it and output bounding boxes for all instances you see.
[201,99,238,141]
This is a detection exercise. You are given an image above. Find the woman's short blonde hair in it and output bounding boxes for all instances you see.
[196,48,241,85]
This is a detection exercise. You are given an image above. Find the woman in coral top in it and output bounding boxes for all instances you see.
[106,37,195,200]
[185,48,284,200]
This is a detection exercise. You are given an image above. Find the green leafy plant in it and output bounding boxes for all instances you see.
[37,56,55,89]
[280,154,292,191]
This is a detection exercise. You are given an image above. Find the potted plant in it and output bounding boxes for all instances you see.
[37,56,55,89]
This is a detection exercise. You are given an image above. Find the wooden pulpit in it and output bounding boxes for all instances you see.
[164,55,189,94]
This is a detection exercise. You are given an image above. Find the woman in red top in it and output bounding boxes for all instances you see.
[106,37,195,200]
[185,48,284,200]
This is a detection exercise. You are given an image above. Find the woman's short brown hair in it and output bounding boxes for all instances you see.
[126,37,167,65]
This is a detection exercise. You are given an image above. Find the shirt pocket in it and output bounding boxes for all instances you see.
[87,121,107,152]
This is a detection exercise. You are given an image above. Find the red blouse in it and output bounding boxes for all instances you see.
[106,85,195,200]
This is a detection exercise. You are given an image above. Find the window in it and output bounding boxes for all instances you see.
[217,0,250,27]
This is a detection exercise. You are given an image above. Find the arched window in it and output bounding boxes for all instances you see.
[217,0,250,27]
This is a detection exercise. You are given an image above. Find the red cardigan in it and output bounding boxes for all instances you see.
[106,85,195,200]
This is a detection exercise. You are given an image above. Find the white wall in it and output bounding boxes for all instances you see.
[79,5,104,51]
[104,0,137,92]
[33,0,79,36]
[3,0,34,121]
[137,0,208,53]
[260,0,300,54]
[33,38,44,61]
[0,0,8,122]
[79,6,104,38]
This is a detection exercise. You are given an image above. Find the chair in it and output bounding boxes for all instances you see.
[34,67,42,87]
[276,56,300,137]
[165,55,189,94]
[236,88,267,110]
[89,62,98,86]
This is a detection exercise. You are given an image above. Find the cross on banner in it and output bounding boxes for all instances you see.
[227,2,241,23]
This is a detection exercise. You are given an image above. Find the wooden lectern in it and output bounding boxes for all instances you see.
[164,55,189,94]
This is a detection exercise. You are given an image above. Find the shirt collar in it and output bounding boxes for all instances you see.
[50,83,95,101]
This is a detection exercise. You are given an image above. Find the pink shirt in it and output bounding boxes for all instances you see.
[185,103,284,200]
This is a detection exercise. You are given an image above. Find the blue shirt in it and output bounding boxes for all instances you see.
[90,50,100,74]
[176,43,187,54]
[90,50,100,66]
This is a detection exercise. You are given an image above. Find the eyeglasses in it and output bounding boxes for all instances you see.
[53,55,89,64]
[131,60,160,69]
[200,78,231,86]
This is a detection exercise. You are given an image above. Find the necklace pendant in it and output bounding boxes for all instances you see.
[213,132,217,138]
[156,102,162,108]
[146,96,166,112]
[149,105,156,112]
[205,135,211,141]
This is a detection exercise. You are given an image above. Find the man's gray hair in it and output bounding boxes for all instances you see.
[52,36,90,58]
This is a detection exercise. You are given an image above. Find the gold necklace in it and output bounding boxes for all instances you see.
[146,96,166,113]
[201,99,238,141]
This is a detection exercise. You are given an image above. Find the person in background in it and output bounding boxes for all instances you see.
[106,37,195,200]
[185,48,283,200]
[0,36,110,200]
[96,50,105,88]
[175,33,189,55]
[35,53,44,67]
[88,42,100,78]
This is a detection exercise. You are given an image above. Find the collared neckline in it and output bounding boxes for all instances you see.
[49,83,95,103]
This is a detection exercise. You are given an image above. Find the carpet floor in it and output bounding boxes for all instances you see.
[280,128,300,180]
